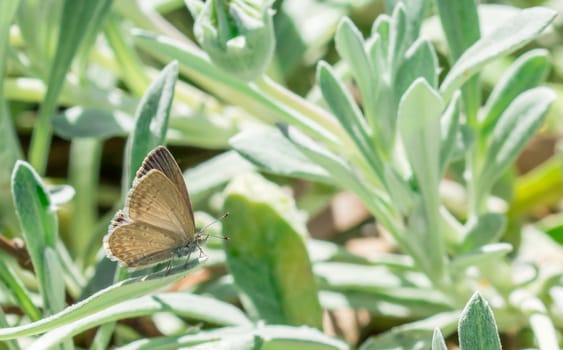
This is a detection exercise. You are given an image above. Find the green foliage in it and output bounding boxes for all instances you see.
[458,292,502,350]
[224,173,322,327]
[1,0,562,349]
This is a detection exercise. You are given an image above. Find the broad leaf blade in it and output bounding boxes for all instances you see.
[458,292,501,350]
[11,161,63,316]
[224,173,323,328]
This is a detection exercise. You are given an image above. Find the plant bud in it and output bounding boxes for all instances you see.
[187,0,275,81]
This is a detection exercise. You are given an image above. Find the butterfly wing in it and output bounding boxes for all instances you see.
[103,146,197,268]
[134,146,195,230]
[104,218,183,268]
[125,169,195,241]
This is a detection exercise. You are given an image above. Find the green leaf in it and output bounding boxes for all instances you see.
[230,127,332,184]
[314,262,429,291]
[319,290,449,320]
[16,0,60,65]
[0,264,205,340]
[0,1,24,235]
[399,79,443,206]
[103,14,150,96]
[0,262,41,321]
[436,0,482,121]
[440,7,556,101]
[388,3,408,73]
[27,293,252,349]
[480,87,555,194]
[314,263,454,315]
[0,103,23,234]
[360,311,459,350]
[398,79,445,277]
[458,292,501,350]
[189,0,276,81]
[127,60,178,184]
[480,49,551,137]
[134,31,341,145]
[435,0,480,61]
[395,39,439,104]
[42,247,65,314]
[52,107,132,139]
[439,91,461,174]
[390,0,425,45]
[0,0,20,87]
[335,18,380,141]
[368,17,395,150]
[68,139,102,261]
[432,328,447,350]
[0,308,18,350]
[279,125,397,234]
[317,61,384,179]
[371,15,390,62]
[460,213,506,252]
[184,150,256,205]
[110,325,348,350]
[252,325,349,350]
[11,161,59,315]
[450,243,512,271]
[383,166,415,217]
[28,0,114,173]
[528,308,560,350]
[223,173,323,328]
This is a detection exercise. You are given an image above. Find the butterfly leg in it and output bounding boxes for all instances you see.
[164,258,173,276]
[197,244,208,260]
[183,249,194,268]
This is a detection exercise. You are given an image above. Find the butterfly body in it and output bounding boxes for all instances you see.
[103,146,201,270]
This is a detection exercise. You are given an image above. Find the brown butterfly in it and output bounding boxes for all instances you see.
[103,146,222,270]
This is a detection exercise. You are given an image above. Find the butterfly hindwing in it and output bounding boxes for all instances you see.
[104,222,183,268]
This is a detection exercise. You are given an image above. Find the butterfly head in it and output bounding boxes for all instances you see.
[194,231,209,244]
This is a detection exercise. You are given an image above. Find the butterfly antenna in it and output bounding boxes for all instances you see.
[200,212,230,240]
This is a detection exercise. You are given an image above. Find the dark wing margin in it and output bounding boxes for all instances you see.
[108,209,129,232]
[134,146,194,217]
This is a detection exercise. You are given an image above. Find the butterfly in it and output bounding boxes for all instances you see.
[103,146,221,270]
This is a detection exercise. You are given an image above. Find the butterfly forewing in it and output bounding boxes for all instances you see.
[104,222,183,268]
[126,170,194,241]
[135,146,195,229]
